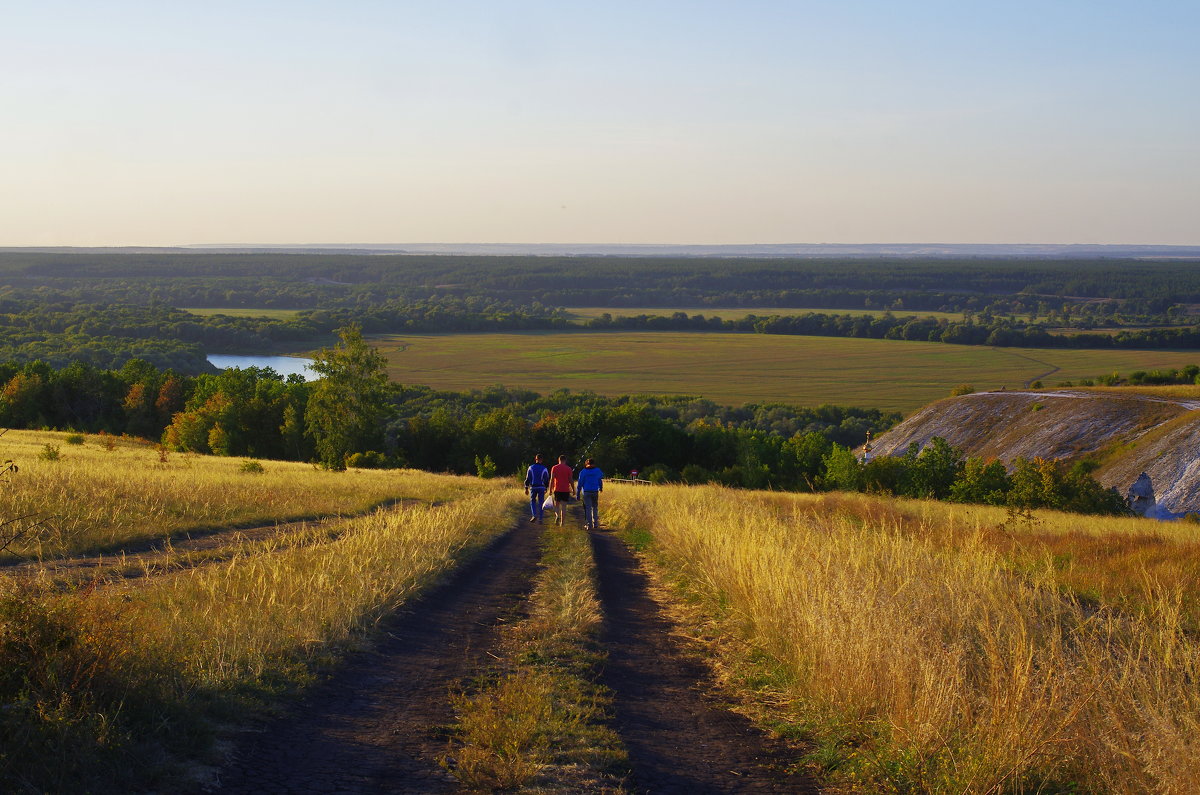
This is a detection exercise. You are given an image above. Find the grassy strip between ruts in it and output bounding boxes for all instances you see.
[605,483,1200,795]
[0,484,514,792]
[442,516,627,793]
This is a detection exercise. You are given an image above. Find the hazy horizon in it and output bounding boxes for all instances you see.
[3,2,1197,248]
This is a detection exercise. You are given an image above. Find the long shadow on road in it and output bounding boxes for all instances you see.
[589,529,817,794]
[215,518,544,795]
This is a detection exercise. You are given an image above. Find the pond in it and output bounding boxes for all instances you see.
[206,354,317,381]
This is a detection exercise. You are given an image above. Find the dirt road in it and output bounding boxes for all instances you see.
[214,520,544,794]
[589,530,815,794]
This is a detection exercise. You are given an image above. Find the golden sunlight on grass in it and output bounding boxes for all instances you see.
[0,429,460,559]
[608,484,1200,794]
[445,522,625,792]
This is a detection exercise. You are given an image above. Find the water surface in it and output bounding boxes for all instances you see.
[207,354,316,381]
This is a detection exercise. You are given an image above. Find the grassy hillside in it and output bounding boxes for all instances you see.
[0,432,517,790]
[607,484,1200,793]
[372,331,1200,411]
[0,429,466,560]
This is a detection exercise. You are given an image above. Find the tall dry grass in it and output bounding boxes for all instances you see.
[1,472,519,791]
[446,521,625,793]
[0,429,459,558]
[608,484,1200,794]
[125,485,516,685]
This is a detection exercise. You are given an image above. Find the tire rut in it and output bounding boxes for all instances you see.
[589,529,817,794]
[3,498,429,585]
[213,517,544,794]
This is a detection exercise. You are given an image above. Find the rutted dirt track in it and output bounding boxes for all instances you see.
[213,513,817,793]
[215,520,544,794]
[590,530,816,794]
[3,499,428,585]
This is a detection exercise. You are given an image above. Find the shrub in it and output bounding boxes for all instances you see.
[643,464,679,484]
[239,459,265,474]
[38,444,61,461]
[949,383,975,396]
[346,451,388,469]
[474,454,498,479]
[64,434,85,446]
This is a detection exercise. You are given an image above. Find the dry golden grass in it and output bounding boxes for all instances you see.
[122,485,515,686]
[0,461,517,791]
[0,429,459,559]
[446,521,626,793]
[607,484,1200,794]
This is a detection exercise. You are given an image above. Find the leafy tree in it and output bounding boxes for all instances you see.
[901,437,964,499]
[305,325,392,469]
[949,457,1011,505]
[822,444,864,492]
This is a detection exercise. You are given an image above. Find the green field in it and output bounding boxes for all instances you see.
[565,306,968,322]
[181,307,304,319]
[373,331,1200,412]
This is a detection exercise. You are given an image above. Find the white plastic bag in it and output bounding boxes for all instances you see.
[542,494,556,511]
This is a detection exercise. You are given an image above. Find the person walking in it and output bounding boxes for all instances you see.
[576,458,604,531]
[548,454,575,526]
[524,453,550,523]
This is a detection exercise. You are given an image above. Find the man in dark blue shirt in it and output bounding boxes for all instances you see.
[524,454,551,522]
[575,458,604,531]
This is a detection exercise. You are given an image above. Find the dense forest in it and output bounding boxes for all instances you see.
[1,252,1198,374]
[3,250,1200,305]
[2,251,1200,373]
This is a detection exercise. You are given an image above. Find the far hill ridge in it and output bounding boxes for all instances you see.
[871,388,1200,516]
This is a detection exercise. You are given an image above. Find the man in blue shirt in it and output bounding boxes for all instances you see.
[575,458,604,531]
[524,454,551,523]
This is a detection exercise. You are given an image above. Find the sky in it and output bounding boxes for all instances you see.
[1,1,1197,246]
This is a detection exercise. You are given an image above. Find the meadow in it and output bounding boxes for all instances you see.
[371,331,1200,411]
[607,484,1200,794]
[0,430,515,790]
[180,307,304,319]
[0,430,463,559]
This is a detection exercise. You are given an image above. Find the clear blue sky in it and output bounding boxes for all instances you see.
[2,1,1196,245]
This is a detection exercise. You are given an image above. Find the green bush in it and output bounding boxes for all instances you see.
[38,444,60,461]
[239,459,265,474]
[347,450,388,469]
[64,434,85,446]
[474,454,498,479]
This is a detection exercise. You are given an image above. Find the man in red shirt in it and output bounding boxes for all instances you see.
[548,454,575,526]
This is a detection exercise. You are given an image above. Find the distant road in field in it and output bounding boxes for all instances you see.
[371,331,1200,412]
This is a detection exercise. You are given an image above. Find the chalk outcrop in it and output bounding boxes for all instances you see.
[870,390,1200,515]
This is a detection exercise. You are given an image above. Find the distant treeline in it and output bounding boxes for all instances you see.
[3,295,1200,378]
[4,251,1200,376]
[0,356,898,490]
[3,251,1199,304]
[1059,364,1200,388]
[590,311,1200,350]
[0,350,1128,514]
[0,295,568,372]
